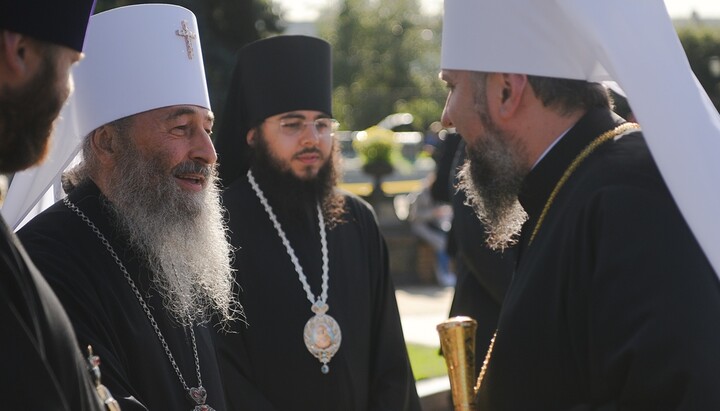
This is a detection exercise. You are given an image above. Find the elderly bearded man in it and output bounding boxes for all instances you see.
[438,0,720,409]
[17,5,240,410]
[212,35,420,411]
[0,0,101,409]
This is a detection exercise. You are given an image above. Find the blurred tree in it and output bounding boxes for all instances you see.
[678,26,720,111]
[321,0,445,131]
[94,0,283,131]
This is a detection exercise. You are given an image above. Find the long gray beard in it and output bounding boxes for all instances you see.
[107,145,241,328]
[456,129,529,251]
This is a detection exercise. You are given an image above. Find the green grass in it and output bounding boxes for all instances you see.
[407,343,448,381]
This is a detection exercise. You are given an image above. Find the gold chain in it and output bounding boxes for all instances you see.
[473,122,641,394]
[474,330,497,393]
[529,122,640,245]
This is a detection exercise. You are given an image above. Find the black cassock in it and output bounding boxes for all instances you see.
[1,218,103,411]
[477,107,720,409]
[215,175,421,411]
[18,182,227,411]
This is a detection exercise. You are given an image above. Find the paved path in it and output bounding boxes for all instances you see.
[395,285,454,347]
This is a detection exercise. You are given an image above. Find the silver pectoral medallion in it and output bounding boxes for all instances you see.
[189,386,214,411]
[303,302,342,374]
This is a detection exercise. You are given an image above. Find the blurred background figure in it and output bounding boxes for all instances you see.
[407,174,456,287]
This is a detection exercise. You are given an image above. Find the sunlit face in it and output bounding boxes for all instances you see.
[126,105,216,193]
[249,110,334,180]
[440,69,490,147]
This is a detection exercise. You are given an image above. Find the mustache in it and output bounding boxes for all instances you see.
[293,147,323,158]
[171,161,214,178]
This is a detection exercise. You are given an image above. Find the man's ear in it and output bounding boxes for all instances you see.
[90,125,117,165]
[0,31,31,79]
[246,128,256,147]
[495,73,528,119]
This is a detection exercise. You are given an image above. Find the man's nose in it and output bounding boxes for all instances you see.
[299,123,320,145]
[191,129,218,165]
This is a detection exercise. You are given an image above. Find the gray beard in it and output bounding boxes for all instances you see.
[106,140,241,328]
[456,123,529,251]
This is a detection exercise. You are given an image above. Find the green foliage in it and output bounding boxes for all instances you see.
[395,98,444,131]
[406,343,448,381]
[320,0,445,131]
[677,26,720,110]
[353,126,415,177]
[353,126,396,166]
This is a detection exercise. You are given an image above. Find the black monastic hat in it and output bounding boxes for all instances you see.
[215,35,333,186]
[0,0,96,52]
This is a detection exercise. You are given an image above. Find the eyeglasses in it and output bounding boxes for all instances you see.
[266,118,340,139]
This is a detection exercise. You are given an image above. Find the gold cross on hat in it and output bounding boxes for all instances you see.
[175,20,196,60]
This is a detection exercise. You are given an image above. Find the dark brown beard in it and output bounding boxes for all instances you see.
[249,127,345,228]
[0,49,67,173]
[455,77,529,250]
[456,144,528,250]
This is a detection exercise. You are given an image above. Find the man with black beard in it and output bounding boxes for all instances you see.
[0,1,103,410]
[17,5,239,410]
[213,35,420,411]
[438,0,720,409]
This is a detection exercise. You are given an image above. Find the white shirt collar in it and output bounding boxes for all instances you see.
[531,124,574,170]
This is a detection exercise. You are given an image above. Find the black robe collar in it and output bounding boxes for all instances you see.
[518,107,625,225]
[516,107,625,256]
[65,181,119,244]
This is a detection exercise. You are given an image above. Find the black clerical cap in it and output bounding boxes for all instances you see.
[215,35,333,186]
[0,0,96,52]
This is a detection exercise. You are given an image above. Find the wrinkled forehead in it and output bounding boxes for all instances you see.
[122,105,213,125]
